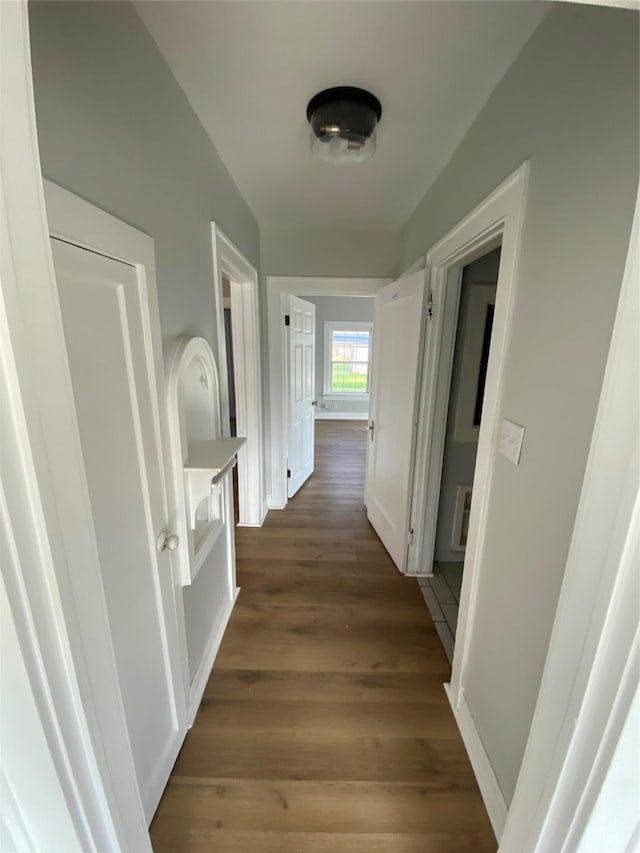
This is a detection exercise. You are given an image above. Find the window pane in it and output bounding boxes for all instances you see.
[328,327,371,393]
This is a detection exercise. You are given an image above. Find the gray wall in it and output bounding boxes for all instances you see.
[402,4,638,803]
[29,0,259,682]
[435,250,500,562]
[305,296,375,418]
[261,226,401,279]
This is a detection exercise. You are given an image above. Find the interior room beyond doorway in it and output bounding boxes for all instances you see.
[419,247,501,662]
[304,295,375,423]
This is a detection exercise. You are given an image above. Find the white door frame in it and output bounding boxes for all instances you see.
[266,276,389,509]
[211,225,266,526]
[499,186,639,851]
[1,3,150,848]
[44,179,189,820]
[409,165,529,663]
[405,164,529,835]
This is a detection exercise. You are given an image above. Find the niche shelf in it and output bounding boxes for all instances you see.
[184,437,245,531]
[166,336,245,586]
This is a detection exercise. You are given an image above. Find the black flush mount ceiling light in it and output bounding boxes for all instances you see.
[306,86,382,165]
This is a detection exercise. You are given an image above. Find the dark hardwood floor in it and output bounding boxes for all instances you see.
[150,420,495,852]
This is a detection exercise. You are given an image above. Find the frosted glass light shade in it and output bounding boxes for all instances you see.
[310,124,377,164]
[307,87,381,166]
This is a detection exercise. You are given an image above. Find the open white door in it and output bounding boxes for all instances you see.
[365,270,427,571]
[287,295,316,497]
[51,238,186,822]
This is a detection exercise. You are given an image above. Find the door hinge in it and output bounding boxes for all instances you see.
[427,289,434,319]
[287,468,291,479]
[284,314,290,326]
[408,527,415,545]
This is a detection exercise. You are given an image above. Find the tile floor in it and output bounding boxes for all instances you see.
[417,561,464,664]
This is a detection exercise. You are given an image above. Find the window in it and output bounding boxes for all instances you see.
[323,321,373,398]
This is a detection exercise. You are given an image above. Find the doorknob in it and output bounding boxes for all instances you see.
[156,530,180,552]
[311,400,318,406]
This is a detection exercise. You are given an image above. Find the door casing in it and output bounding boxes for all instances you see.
[405,163,529,837]
[43,179,190,820]
[211,224,266,527]
[266,276,390,509]
[0,5,153,846]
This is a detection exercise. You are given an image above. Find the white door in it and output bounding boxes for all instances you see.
[365,270,427,570]
[51,238,186,822]
[287,295,316,497]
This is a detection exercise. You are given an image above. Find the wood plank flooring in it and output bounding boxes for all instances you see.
[151,420,495,852]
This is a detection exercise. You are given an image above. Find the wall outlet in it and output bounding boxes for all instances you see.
[499,418,525,465]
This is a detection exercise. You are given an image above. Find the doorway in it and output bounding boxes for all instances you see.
[285,293,376,500]
[211,224,265,527]
[222,275,237,438]
[266,276,389,509]
[418,247,501,661]
[304,295,375,423]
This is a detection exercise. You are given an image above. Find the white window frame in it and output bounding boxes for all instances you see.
[323,320,373,401]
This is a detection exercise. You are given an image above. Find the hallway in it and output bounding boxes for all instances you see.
[150,421,495,852]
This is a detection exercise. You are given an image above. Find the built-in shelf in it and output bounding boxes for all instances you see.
[184,437,246,531]
[166,335,242,586]
[185,437,246,472]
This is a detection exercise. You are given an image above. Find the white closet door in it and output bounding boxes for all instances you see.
[287,295,316,497]
[51,237,186,822]
[365,270,426,571]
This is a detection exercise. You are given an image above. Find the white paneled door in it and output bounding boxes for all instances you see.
[287,295,316,497]
[51,238,186,822]
[365,270,427,571]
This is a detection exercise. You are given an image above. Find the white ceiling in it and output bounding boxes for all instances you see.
[135,1,550,230]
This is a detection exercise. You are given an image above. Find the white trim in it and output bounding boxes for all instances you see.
[407,170,529,737]
[450,483,473,552]
[267,276,390,508]
[314,411,369,421]
[187,455,240,722]
[0,3,150,848]
[188,587,240,726]
[211,225,266,527]
[43,183,190,822]
[165,336,225,587]
[43,181,156,271]
[557,0,639,8]
[398,255,426,279]
[445,685,507,840]
[266,495,286,511]
[574,677,640,852]
[322,320,373,400]
[499,186,640,851]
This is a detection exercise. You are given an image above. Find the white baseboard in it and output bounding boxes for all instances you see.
[266,494,286,510]
[315,411,368,420]
[444,684,507,841]
[188,587,240,726]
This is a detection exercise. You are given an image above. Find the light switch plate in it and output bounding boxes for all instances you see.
[499,418,525,465]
